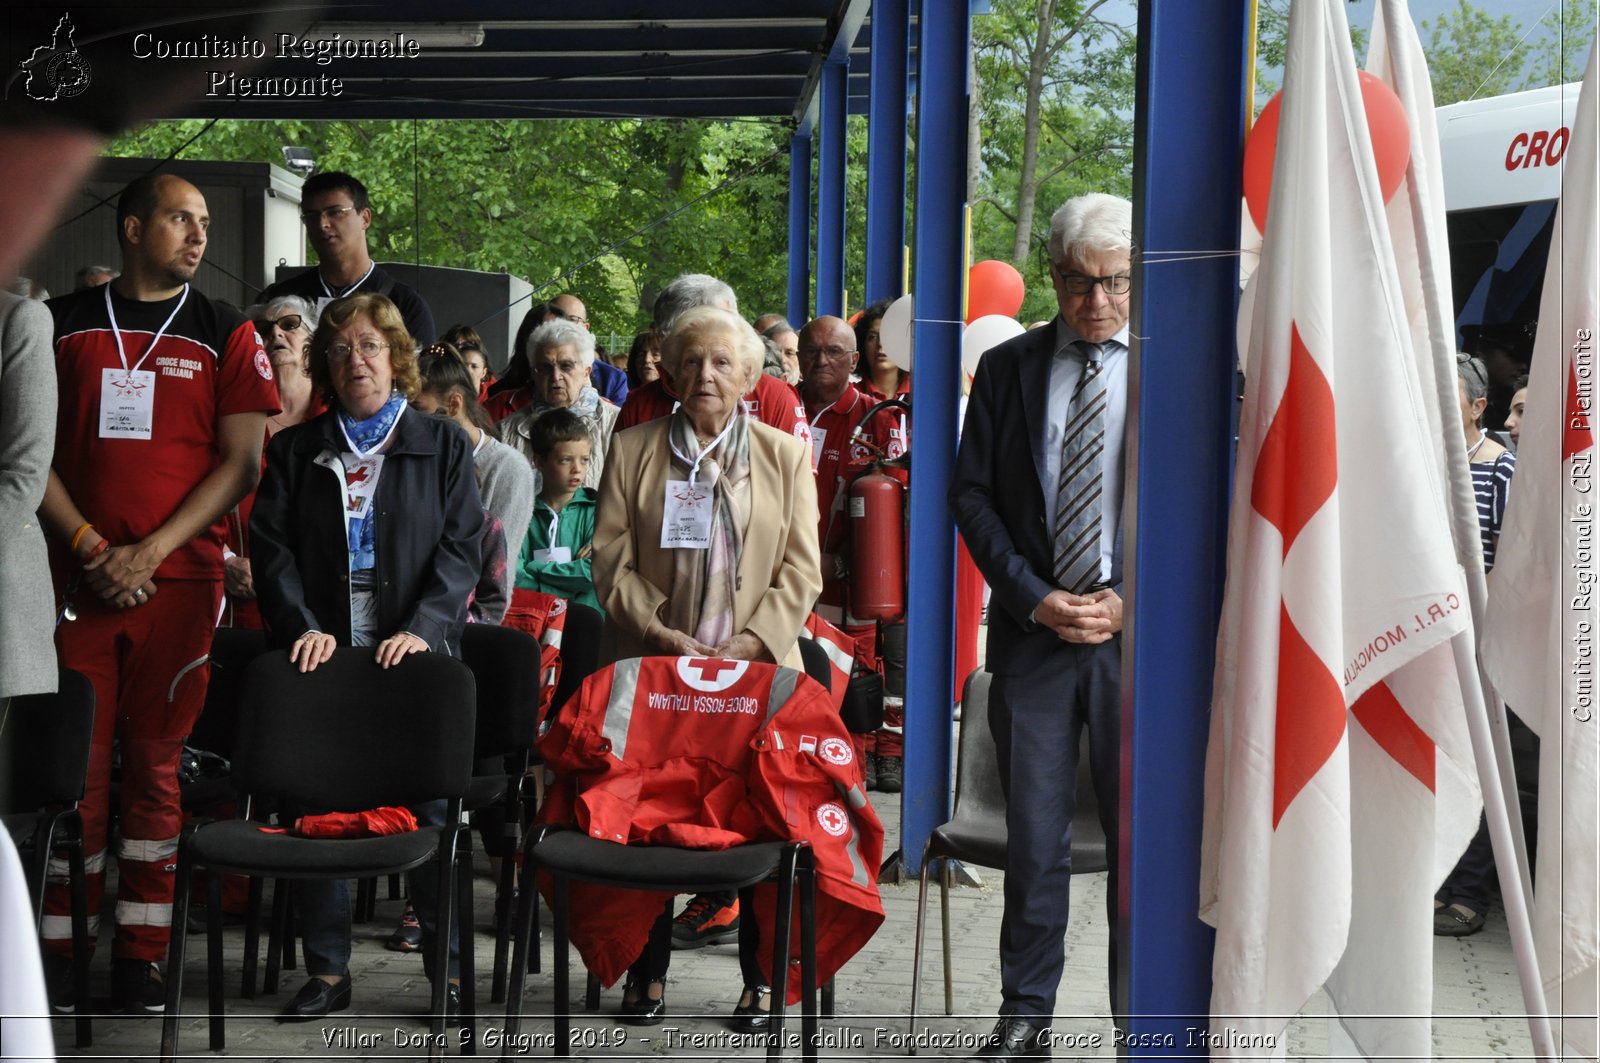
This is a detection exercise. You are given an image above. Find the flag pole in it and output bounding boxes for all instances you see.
[1378,3,1553,1051]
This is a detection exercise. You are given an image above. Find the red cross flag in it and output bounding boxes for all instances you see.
[1481,40,1600,1061]
[1198,0,1482,1054]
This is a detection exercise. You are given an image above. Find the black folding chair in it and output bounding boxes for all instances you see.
[2,667,95,1047]
[158,649,476,1062]
[906,669,1107,1049]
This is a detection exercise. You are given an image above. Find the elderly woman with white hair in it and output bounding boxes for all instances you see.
[587,304,821,1027]
[501,316,619,492]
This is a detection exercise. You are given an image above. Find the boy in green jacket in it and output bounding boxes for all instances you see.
[513,409,601,613]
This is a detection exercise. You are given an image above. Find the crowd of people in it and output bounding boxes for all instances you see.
[6,160,1534,1060]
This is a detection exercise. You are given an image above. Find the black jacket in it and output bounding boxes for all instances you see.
[251,406,484,656]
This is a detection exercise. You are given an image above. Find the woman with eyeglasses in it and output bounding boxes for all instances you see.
[499,317,620,495]
[250,292,485,1022]
[219,295,325,628]
[1435,352,1518,941]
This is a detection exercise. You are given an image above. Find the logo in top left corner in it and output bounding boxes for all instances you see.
[19,14,92,102]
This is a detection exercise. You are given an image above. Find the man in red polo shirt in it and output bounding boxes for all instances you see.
[38,173,278,1014]
[617,273,811,446]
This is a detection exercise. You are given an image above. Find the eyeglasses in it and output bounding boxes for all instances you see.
[253,313,304,336]
[1058,271,1132,296]
[1457,353,1489,390]
[532,359,585,377]
[556,311,588,327]
[328,340,390,362]
[300,204,358,225]
[798,344,857,362]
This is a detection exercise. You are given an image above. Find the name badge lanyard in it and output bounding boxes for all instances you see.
[668,411,739,488]
[319,260,375,300]
[104,282,189,383]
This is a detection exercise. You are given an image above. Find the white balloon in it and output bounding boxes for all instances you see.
[961,315,1025,377]
[880,294,915,371]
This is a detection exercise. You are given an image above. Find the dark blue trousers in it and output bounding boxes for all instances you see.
[988,636,1120,1023]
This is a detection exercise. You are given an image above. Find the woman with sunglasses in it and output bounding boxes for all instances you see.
[220,295,325,627]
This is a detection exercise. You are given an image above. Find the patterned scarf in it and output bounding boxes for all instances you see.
[663,408,752,648]
[337,392,406,571]
[338,391,406,453]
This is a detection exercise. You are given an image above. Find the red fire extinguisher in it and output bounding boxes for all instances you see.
[848,399,910,621]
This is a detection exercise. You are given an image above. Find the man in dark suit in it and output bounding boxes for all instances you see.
[950,192,1132,1060]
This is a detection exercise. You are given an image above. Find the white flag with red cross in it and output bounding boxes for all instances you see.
[1481,38,1600,1062]
[1199,0,1483,1056]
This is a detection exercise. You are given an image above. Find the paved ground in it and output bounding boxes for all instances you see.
[42,787,1534,1062]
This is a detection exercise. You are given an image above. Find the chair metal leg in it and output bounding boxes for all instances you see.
[389,872,403,899]
[355,876,374,923]
[941,860,953,1016]
[159,847,194,1062]
[455,835,478,1056]
[500,831,540,1061]
[66,821,91,1048]
[241,875,263,999]
[428,821,459,1063]
[909,848,933,1054]
[264,882,287,993]
[553,876,571,1058]
[206,872,226,1050]
[767,845,798,1062]
[282,899,298,971]
[491,782,521,1004]
[798,849,819,1063]
[821,977,834,1021]
[584,969,601,1011]
[27,816,51,927]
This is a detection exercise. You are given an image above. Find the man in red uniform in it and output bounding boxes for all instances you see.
[796,316,902,789]
[38,173,278,1013]
[617,273,811,447]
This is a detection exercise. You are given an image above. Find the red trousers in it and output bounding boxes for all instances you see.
[43,579,219,963]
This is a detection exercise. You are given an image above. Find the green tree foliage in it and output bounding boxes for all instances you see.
[1421,0,1532,104]
[970,0,1135,325]
[105,117,793,340]
[1529,0,1600,88]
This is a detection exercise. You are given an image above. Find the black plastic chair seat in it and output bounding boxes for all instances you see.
[463,774,508,812]
[926,822,1007,871]
[533,831,790,893]
[184,819,441,879]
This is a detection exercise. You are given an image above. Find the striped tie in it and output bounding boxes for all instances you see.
[1053,341,1106,593]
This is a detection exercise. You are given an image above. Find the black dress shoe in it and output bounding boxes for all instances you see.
[619,979,666,1026]
[731,983,771,1033]
[279,977,352,1022]
[445,983,464,1027]
[966,1017,1051,1060]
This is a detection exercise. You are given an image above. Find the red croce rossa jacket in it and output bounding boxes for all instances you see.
[535,655,885,1001]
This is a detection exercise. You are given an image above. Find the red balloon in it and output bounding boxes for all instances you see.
[1241,70,1411,234]
[966,259,1025,322]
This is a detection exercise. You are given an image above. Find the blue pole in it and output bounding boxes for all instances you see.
[1122,0,1246,1049]
[815,58,848,317]
[863,0,909,304]
[900,0,967,875]
[787,132,813,326]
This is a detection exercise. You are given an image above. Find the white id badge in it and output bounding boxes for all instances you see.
[809,426,826,470]
[532,546,573,564]
[341,455,384,519]
[99,368,156,439]
[661,480,715,549]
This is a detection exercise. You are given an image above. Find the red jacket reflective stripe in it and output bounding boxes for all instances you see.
[536,656,884,999]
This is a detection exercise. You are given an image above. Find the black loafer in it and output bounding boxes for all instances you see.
[279,977,352,1022]
[966,1016,1051,1060]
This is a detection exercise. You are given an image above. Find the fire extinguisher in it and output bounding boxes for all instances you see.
[848,399,910,621]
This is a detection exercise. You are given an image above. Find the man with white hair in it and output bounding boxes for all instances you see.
[616,273,809,444]
[950,192,1132,1058]
[500,317,620,495]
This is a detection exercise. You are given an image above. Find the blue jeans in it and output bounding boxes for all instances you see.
[295,799,460,981]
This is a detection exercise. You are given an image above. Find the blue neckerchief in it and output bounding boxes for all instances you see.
[338,391,406,453]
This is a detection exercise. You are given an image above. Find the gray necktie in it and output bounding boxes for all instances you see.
[1052,342,1106,594]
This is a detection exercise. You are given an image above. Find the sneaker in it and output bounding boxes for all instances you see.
[387,903,423,953]
[42,952,76,1014]
[110,958,166,1014]
[670,894,740,950]
[865,753,880,791]
[877,755,903,793]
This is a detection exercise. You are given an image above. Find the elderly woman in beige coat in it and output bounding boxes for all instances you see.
[594,304,820,671]
[589,304,821,1027]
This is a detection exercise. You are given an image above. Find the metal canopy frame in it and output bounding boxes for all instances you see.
[157,1,904,125]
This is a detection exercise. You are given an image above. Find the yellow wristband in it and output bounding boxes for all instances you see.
[69,522,94,554]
